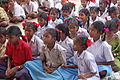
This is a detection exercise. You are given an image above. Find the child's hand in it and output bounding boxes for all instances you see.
[78,74,87,79]
[5,66,19,77]
[44,67,53,74]
[61,64,68,68]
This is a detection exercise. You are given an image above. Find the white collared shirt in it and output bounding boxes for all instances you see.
[87,39,114,63]
[99,8,108,22]
[28,35,44,56]
[13,2,25,17]
[48,19,63,28]
[58,37,74,60]
[74,50,100,79]
[77,27,90,37]
[35,24,53,39]
[23,1,36,14]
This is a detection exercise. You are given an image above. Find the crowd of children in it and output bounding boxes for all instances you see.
[0,0,120,80]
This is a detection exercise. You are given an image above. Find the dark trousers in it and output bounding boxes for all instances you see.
[0,62,33,80]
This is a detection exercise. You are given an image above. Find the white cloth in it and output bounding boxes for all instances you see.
[74,50,100,80]
[58,37,74,60]
[87,39,114,63]
[77,27,90,37]
[28,35,44,56]
[35,24,53,39]
[13,2,25,17]
[48,19,63,28]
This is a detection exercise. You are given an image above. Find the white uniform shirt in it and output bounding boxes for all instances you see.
[77,27,90,37]
[74,50,100,80]
[58,37,74,60]
[12,2,25,18]
[23,1,36,14]
[35,24,53,39]
[48,19,63,28]
[28,35,44,56]
[87,39,114,63]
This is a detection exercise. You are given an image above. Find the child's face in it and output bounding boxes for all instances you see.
[79,12,88,22]
[24,27,35,40]
[106,31,114,37]
[62,10,70,18]
[81,0,88,8]
[73,38,82,51]
[99,1,107,11]
[90,10,98,18]
[112,0,117,4]
[60,33,66,41]
[0,34,6,44]
[109,11,119,18]
[43,31,55,45]
[89,25,99,38]
[50,11,58,21]
[68,24,78,34]
[37,17,46,27]
[7,35,19,45]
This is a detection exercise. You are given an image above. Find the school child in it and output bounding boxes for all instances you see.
[110,0,118,7]
[31,0,39,12]
[67,18,89,39]
[36,11,52,39]
[60,4,72,22]
[0,27,7,60]
[55,0,67,10]
[87,21,114,78]
[105,20,120,71]
[22,0,38,19]
[56,23,74,60]
[117,1,120,19]
[79,8,90,31]
[48,8,63,28]
[9,0,25,23]
[89,7,104,26]
[107,6,119,19]
[0,7,9,27]
[99,0,109,21]
[61,35,100,80]
[24,28,67,80]
[0,26,33,79]
[23,21,44,59]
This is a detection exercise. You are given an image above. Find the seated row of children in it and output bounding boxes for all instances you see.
[0,14,119,79]
[0,0,120,27]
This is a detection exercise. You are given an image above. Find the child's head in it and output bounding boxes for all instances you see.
[61,4,71,18]
[68,19,79,34]
[0,27,6,44]
[37,11,48,27]
[105,20,118,36]
[107,6,118,18]
[112,18,120,30]
[6,26,23,44]
[90,7,99,18]
[55,23,69,41]
[111,0,117,4]
[23,21,39,40]
[90,21,105,40]
[49,8,60,21]
[43,28,59,45]
[81,0,88,8]
[73,35,92,51]
[1,0,9,9]
[66,2,76,12]
[99,0,108,11]
[79,8,90,23]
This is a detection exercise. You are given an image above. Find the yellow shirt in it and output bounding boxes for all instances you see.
[0,7,9,21]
